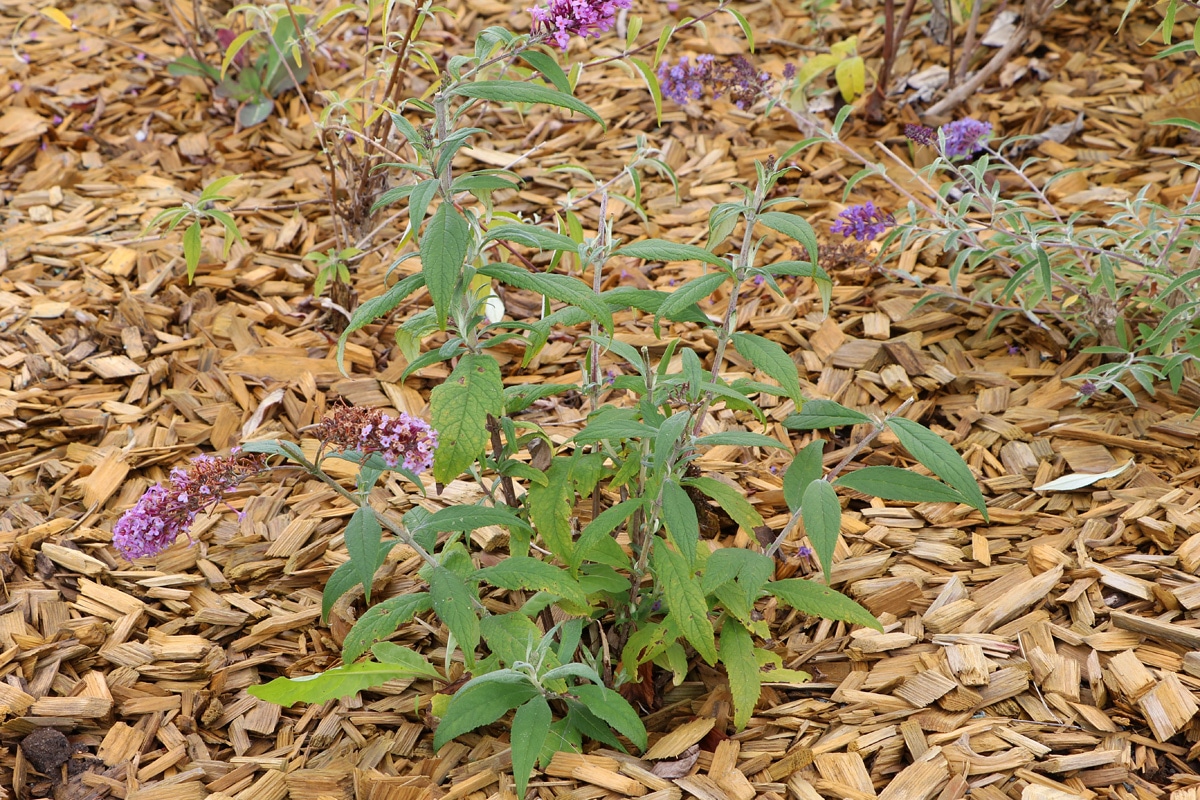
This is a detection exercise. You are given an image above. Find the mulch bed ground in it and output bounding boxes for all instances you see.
[3,0,1200,799]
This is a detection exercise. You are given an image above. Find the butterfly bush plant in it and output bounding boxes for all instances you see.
[116,1,990,791]
[784,104,1200,404]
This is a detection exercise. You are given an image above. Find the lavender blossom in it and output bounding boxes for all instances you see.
[529,0,632,50]
[112,451,267,560]
[658,55,713,105]
[830,202,895,242]
[942,118,992,158]
[312,405,438,474]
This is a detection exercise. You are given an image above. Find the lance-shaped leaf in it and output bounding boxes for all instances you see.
[421,203,470,329]
[431,354,504,484]
[834,466,969,505]
[886,417,989,521]
[801,480,841,582]
[731,332,804,407]
[451,81,604,127]
[768,579,882,631]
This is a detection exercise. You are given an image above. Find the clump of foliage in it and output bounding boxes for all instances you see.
[117,0,997,791]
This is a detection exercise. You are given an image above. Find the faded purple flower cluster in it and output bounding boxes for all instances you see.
[528,0,632,50]
[906,118,993,158]
[112,452,268,560]
[903,123,936,146]
[830,201,895,241]
[312,406,438,474]
[658,55,773,110]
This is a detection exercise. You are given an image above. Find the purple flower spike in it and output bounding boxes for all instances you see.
[528,0,632,50]
[312,405,438,474]
[112,452,268,560]
[941,118,992,158]
[904,123,935,146]
[830,202,895,242]
[658,55,712,105]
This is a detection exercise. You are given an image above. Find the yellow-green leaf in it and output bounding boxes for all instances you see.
[835,56,865,102]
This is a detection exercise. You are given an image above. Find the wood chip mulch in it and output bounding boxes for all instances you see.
[2,0,1200,799]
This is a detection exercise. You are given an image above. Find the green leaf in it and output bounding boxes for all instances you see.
[370,642,442,679]
[451,81,604,128]
[654,544,717,665]
[421,203,471,329]
[511,697,552,799]
[601,287,709,324]
[342,593,433,664]
[429,566,481,665]
[183,219,202,282]
[756,211,818,265]
[345,507,383,604]
[565,700,626,751]
[656,272,727,330]
[433,671,539,750]
[886,417,989,522]
[834,466,969,505]
[389,111,424,149]
[540,661,600,686]
[505,383,571,415]
[406,178,441,231]
[220,29,258,78]
[702,548,775,599]
[431,354,504,483]
[249,659,437,707]
[572,684,648,751]
[414,504,534,540]
[660,481,699,568]
[199,173,241,200]
[614,239,729,269]
[475,556,587,608]
[323,559,359,623]
[573,417,659,444]
[518,50,571,93]
[684,476,765,537]
[730,332,804,407]
[629,56,663,126]
[1033,246,1053,299]
[453,174,522,194]
[481,613,545,668]
[784,399,872,430]
[801,480,841,581]
[483,222,578,252]
[575,499,641,570]
[478,263,612,335]
[723,5,754,51]
[539,718,582,768]
[528,459,575,566]
[769,579,882,631]
[719,620,759,730]
[1152,117,1200,134]
[337,273,426,371]
[783,439,824,514]
[695,431,786,450]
